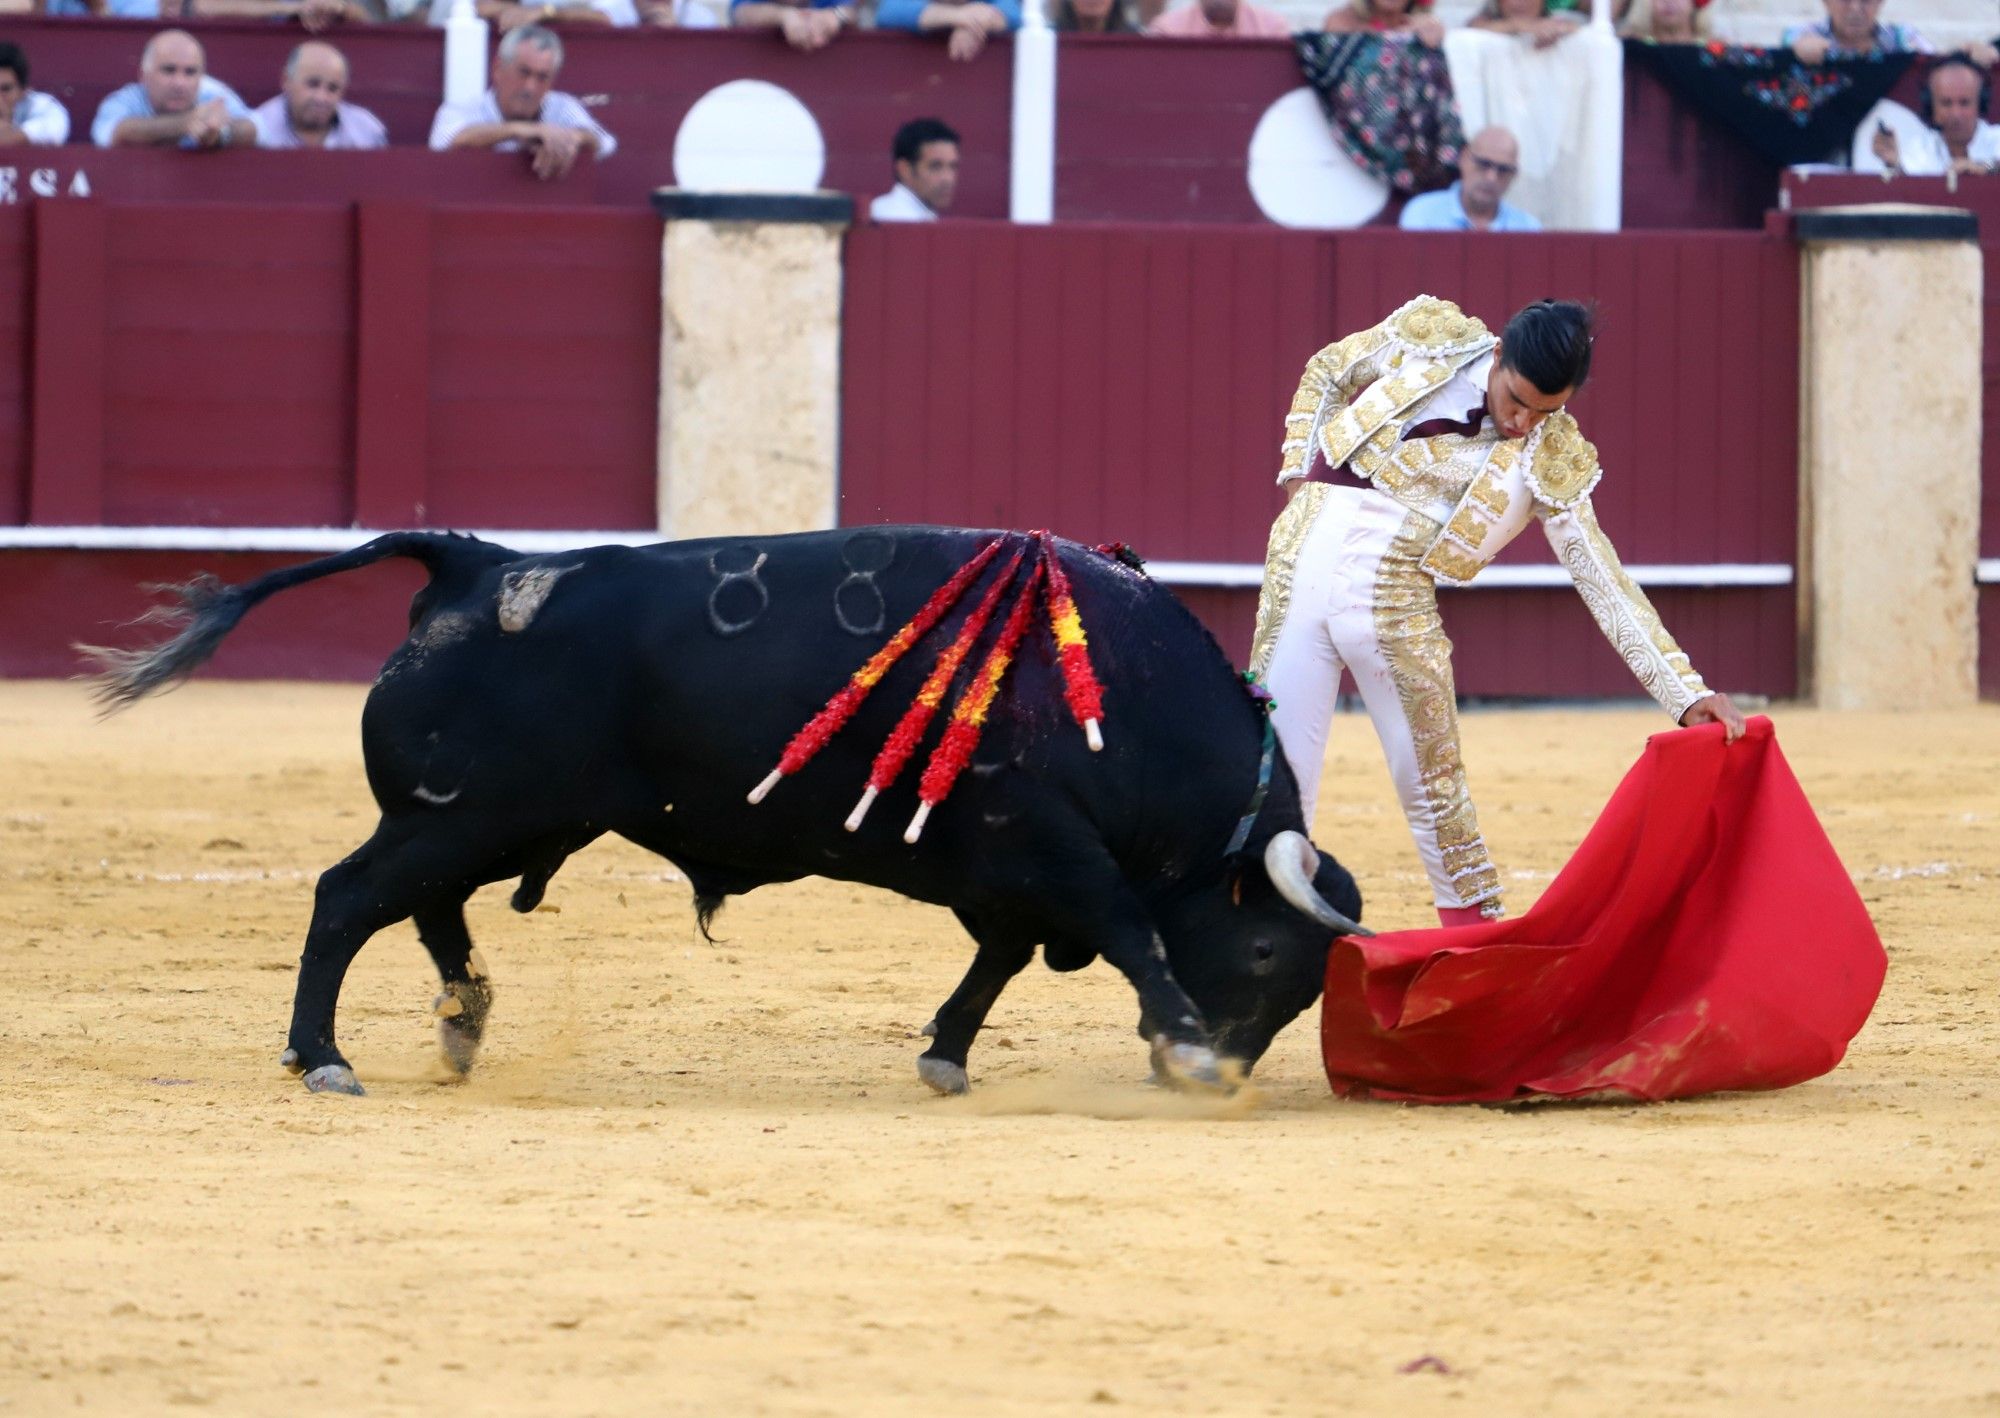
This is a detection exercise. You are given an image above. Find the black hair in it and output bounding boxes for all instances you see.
[1921,53,1991,123]
[892,117,960,167]
[0,42,28,89]
[1499,299,1595,395]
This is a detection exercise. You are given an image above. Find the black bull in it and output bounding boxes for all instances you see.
[89,527,1368,1096]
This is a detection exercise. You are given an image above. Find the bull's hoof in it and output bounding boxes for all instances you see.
[302,1064,365,1097]
[917,1054,969,1095]
[279,1048,303,1076]
[1150,1039,1241,1095]
[432,980,493,1075]
[437,1021,480,1076]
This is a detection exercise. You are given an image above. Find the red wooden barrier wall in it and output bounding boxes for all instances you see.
[841,221,1802,698]
[2,198,660,533]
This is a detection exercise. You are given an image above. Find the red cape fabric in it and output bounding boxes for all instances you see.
[1320,718,1886,1103]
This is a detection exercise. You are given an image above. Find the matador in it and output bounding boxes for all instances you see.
[1251,295,1745,928]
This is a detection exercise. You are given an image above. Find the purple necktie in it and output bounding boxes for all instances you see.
[1402,400,1488,442]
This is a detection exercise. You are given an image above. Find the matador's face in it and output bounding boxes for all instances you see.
[1485,354,1573,442]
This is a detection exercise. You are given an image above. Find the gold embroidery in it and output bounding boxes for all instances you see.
[1248,483,1329,678]
[1548,499,1709,718]
[1375,511,1501,907]
[1419,538,1485,586]
[1276,326,1395,482]
[1320,364,1453,470]
[1389,296,1493,357]
[1525,412,1602,509]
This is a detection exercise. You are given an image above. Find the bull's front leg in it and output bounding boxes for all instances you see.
[1043,880,1235,1093]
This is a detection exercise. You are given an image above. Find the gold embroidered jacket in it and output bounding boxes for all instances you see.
[1267,294,1711,719]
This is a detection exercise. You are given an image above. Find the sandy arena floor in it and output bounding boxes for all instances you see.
[1,681,1995,1416]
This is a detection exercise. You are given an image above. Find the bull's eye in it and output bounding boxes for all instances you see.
[1252,940,1275,973]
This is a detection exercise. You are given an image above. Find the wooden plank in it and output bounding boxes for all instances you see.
[28,201,107,526]
[354,202,433,529]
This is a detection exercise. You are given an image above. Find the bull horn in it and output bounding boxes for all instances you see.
[1264,831,1374,938]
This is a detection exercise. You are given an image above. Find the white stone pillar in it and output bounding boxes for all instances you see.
[1796,204,1983,709]
[652,190,852,541]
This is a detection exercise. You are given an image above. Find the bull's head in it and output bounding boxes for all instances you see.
[1155,831,1368,1069]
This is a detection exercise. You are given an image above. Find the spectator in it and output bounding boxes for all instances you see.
[1399,124,1541,229]
[39,0,165,18]
[1783,0,1927,62]
[429,25,616,180]
[253,40,387,148]
[634,0,723,23]
[1322,0,1441,44]
[731,0,854,53]
[1468,0,1580,47]
[0,42,71,146]
[188,0,374,33]
[1872,55,2000,174]
[876,0,1021,62]
[1054,0,1138,31]
[1148,0,1289,37]
[454,0,613,30]
[870,117,959,222]
[91,30,257,150]
[1617,0,1709,42]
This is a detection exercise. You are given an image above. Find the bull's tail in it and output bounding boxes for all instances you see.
[77,531,520,713]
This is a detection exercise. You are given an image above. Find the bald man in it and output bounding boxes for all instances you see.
[252,42,387,149]
[1399,126,1542,233]
[91,29,256,150]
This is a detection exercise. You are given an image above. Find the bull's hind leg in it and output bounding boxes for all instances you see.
[414,900,494,1076]
[281,821,486,1096]
[917,909,1035,1096]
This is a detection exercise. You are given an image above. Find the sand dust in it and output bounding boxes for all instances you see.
[1,682,1995,1415]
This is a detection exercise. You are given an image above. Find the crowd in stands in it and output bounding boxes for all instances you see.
[2,0,1996,192]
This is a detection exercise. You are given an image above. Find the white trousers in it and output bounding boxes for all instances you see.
[1260,487,1502,911]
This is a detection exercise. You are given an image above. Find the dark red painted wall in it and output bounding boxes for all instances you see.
[6,198,659,532]
[2,549,426,681]
[841,222,1802,698]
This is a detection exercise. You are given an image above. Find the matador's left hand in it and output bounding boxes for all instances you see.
[1680,692,1747,742]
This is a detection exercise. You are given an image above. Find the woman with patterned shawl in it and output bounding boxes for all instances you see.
[1251,296,1745,927]
[1295,11,1464,194]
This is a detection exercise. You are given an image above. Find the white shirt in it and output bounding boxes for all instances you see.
[252,95,389,150]
[1898,119,2000,175]
[428,89,617,158]
[10,91,70,145]
[869,182,936,223]
[1406,351,1494,436]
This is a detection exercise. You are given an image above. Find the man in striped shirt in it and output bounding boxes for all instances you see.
[428,25,616,182]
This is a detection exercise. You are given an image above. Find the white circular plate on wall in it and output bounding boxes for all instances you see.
[673,79,827,193]
[1247,87,1389,229]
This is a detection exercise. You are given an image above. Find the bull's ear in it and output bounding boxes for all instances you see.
[1228,865,1245,908]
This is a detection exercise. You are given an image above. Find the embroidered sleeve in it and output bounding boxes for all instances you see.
[1540,497,1711,719]
[1277,324,1394,485]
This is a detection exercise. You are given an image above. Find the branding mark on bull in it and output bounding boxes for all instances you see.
[497,564,578,634]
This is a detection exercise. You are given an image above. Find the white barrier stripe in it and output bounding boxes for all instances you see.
[1143,560,1796,589]
[0,528,1802,590]
[0,526,659,553]
[1979,558,2000,584]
